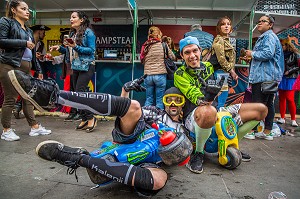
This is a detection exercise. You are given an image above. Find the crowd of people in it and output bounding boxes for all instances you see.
[0,0,299,196]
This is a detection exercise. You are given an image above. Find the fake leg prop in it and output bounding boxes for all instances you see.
[194,125,212,153]
[237,120,259,142]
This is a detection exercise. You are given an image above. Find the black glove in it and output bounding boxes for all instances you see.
[198,76,225,103]
[123,74,147,92]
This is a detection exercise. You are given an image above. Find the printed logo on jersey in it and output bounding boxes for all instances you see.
[127,151,150,164]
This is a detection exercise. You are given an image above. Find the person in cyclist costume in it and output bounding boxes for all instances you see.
[7,70,191,196]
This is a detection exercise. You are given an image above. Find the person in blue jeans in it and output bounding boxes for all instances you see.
[144,74,167,109]
[214,70,229,108]
[140,26,175,109]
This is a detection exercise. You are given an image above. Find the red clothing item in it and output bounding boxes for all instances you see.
[278,89,296,120]
[292,75,300,91]
[61,75,71,113]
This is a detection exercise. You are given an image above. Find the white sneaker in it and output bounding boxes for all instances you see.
[29,125,51,136]
[1,129,20,141]
[291,120,298,127]
[276,118,285,124]
[244,132,255,140]
[255,132,273,141]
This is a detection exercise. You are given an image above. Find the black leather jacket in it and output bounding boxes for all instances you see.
[0,17,41,73]
[284,52,299,79]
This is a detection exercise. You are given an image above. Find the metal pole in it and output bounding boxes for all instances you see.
[132,4,137,73]
[130,1,138,99]
[31,9,36,25]
[248,4,256,50]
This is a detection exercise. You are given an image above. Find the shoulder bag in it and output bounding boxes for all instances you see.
[162,42,177,80]
[71,58,90,71]
[260,43,279,94]
[261,81,278,94]
[202,48,212,62]
[208,48,228,71]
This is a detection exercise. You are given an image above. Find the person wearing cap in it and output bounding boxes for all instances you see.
[12,25,51,119]
[184,24,214,58]
[30,25,51,61]
[8,71,192,196]
[174,36,268,174]
[245,15,284,141]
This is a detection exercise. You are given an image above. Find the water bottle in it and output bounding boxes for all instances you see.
[268,192,287,199]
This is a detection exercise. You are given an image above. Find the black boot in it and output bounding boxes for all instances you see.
[36,140,89,181]
[8,70,59,112]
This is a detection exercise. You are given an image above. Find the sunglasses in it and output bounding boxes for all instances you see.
[256,20,270,24]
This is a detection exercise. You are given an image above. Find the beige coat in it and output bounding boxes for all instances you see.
[143,42,175,75]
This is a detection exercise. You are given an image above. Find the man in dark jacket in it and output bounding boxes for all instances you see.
[30,25,51,61]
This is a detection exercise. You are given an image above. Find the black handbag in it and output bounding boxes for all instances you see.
[261,81,278,94]
[209,52,222,70]
[209,49,229,71]
[162,42,177,80]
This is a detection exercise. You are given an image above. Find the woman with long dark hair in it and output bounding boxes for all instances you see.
[50,11,97,132]
[277,38,299,127]
[0,0,51,141]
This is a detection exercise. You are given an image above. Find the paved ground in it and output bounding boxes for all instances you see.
[0,113,299,199]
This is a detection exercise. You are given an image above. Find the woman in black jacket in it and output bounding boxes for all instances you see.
[277,38,300,127]
[0,0,51,141]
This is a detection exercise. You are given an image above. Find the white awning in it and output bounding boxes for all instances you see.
[2,0,299,38]
[1,0,257,29]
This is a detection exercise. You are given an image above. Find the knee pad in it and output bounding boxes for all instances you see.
[111,95,131,117]
[158,131,193,166]
[134,163,163,197]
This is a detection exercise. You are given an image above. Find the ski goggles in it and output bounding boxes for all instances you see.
[163,94,185,106]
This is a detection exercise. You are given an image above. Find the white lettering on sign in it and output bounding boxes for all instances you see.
[96,37,133,45]
[261,4,298,15]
